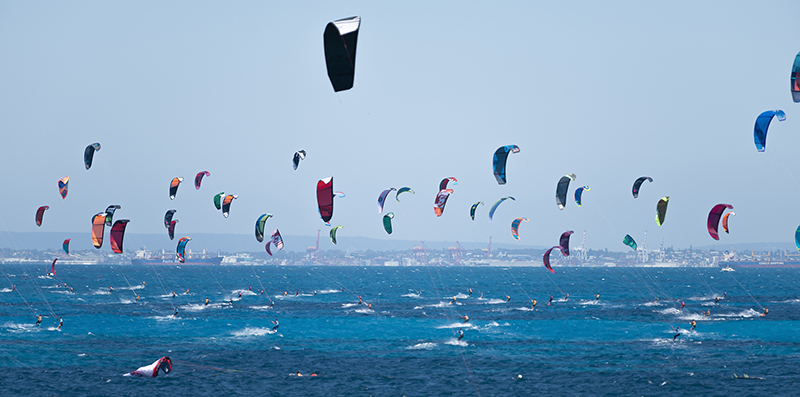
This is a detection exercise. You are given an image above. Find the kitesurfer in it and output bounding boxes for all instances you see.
[173,309,178,317]
[548,295,553,305]
[284,291,288,296]
[715,296,720,305]
[11,285,15,291]
[172,291,176,297]
[531,299,537,310]
[762,308,768,316]
[185,288,189,294]
[296,371,303,377]
[680,301,685,311]
[238,291,242,298]
[260,290,264,295]
[468,288,473,296]
[690,320,696,331]
[248,286,252,291]
[450,296,457,304]
[596,294,600,301]
[358,296,363,305]
[204,298,210,306]
[457,328,464,341]
[135,295,140,301]
[313,291,317,296]
[109,286,113,292]
[564,293,569,301]
[461,315,469,323]
[479,292,483,299]
[229,298,233,305]
[367,303,372,309]
[35,315,42,326]
[673,327,680,340]
[271,319,279,332]
[704,310,711,316]
[295,291,299,297]
[57,317,63,330]
[506,295,511,302]
[723,291,727,299]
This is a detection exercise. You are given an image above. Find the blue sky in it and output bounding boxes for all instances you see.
[1,1,799,252]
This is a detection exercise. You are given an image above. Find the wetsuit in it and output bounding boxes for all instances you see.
[272,320,279,332]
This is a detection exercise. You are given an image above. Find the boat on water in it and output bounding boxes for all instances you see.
[131,249,222,266]
[720,266,735,272]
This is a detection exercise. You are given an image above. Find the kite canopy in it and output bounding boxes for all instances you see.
[623,234,637,250]
[559,230,575,256]
[213,192,225,210]
[176,237,191,263]
[383,213,394,234]
[395,187,414,202]
[707,204,733,240]
[194,171,210,190]
[167,220,178,240]
[377,188,396,214]
[128,356,172,378]
[317,177,335,225]
[292,150,306,170]
[105,205,121,226]
[489,197,515,223]
[792,51,800,102]
[656,197,670,226]
[169,177,184,200]
[492,145,520,185]
[51,258,57,276]
[84,143,101,170]
[35,206,49,227]
[434,189,453,217]
[110,220,130,254]
[92,213,107,249]
[255,214,273,242]
[221,195,238,218]
[58,176,69,199]
[796,225,800,251]
[722,212,735,234]
[511,217,529,240]
[632,176,653,198]
[324,16,360,92]
[266,230,284,256]
[754,110,787,152]
[62,238,70,255]
[330,225,343,244]
[575,186,590,206]
[470,201,484,221]
[543,246,562,273]
[555,174,577,210]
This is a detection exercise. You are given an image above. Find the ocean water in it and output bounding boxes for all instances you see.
[1,264,798,396]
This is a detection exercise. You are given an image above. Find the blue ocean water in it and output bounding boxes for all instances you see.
[1,264,798,396]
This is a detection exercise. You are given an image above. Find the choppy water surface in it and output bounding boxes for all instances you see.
[1,264,798,396]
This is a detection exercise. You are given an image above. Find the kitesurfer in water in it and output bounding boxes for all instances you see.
[57,317,63,330]
[204,298,210,306]
[35,315,42,326]
[680,301,685,311]
[284,291,288,296]
[564,293,569,301]
[295,291,299,297]
[11,285,15,291]
[506,295,511,302]
[762,308,768,316]
[673,327,680,340]
[704,310,711,317]
[109,286,113,292]
[723,291,727,299]
[715,296,720,305]
[312,291,317,296]
[531,299,537,310]
[690,320,696,331]
[238,291,242,298]
[457,328,464,341]
[450,296,457,304]
[548,295,553,305]
[172,291,176,298]
[367,303,372,309]
[358,296,363,305]
[596,294,600,301]
[173,309,178,317]
[271,319,279,332]
[461,315,469,323]
[479,292,483,299]
[185,288,189,294]
[468,288,473,296]
[135,295,140,301]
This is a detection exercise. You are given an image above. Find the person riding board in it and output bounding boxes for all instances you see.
[204,298,210,306]
[57,317,63,330]
[715,296,720,305]
[548,295,553,306]
[457,328,464,341]
[680,301,685,311]
[468,288,473,296]
[506,295,511,302]
[596,294,600,301]
[690,320,696,331]
[271,319,279,332]
[762,308,768,316]
[35,315,42,326]
[461,315,469,323]
[531,299,537,310]
[673,326,680,340]
[564,293,569,301]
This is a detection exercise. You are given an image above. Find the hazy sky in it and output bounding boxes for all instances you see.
[1,1,799,253]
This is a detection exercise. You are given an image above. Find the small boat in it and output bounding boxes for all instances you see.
[720,266,735,272]
[733,373,764,380]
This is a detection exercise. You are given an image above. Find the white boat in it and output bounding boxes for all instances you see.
[720,266,735,272]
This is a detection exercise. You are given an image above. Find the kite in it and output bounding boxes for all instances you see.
[396,187,414,202]
[91,213,107,249]
[656,197,669,226]
[105,205,121,226]
[35,206,49,227]
[126,356,172,378]
[292,150,306,170]
[754,110,787,152]
[543,246,562,273]
[62,238,70,255]
[793,51,800,102]
[439,177,458,191]
[164,210,177,228]
[176,237,191,263]
[84,143,101,170]
[109,220,130,254]
[169,177,183,200]
[511,217,529,240]
[324,16,361,92]
[266,230,284,256]
[722,212,735,234]
[317,177,335,225]
[575,186,590,206]
[559,230,574,256]
[330,225,343,244]
[489,197,515,223]
[255,213,273,243]
[213,192,225,210]
[470,201,484,221]
[194,171,210,190]
[555,174,577,210]
[167,220,178,240]
[623,234,637,250]
[58,176,69,199]
[493,145,520,185]
[221,195,238,218]
[434,189,453,217]
[51,258,57,276]
[377,188,396,214]
[383,213,394,234]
